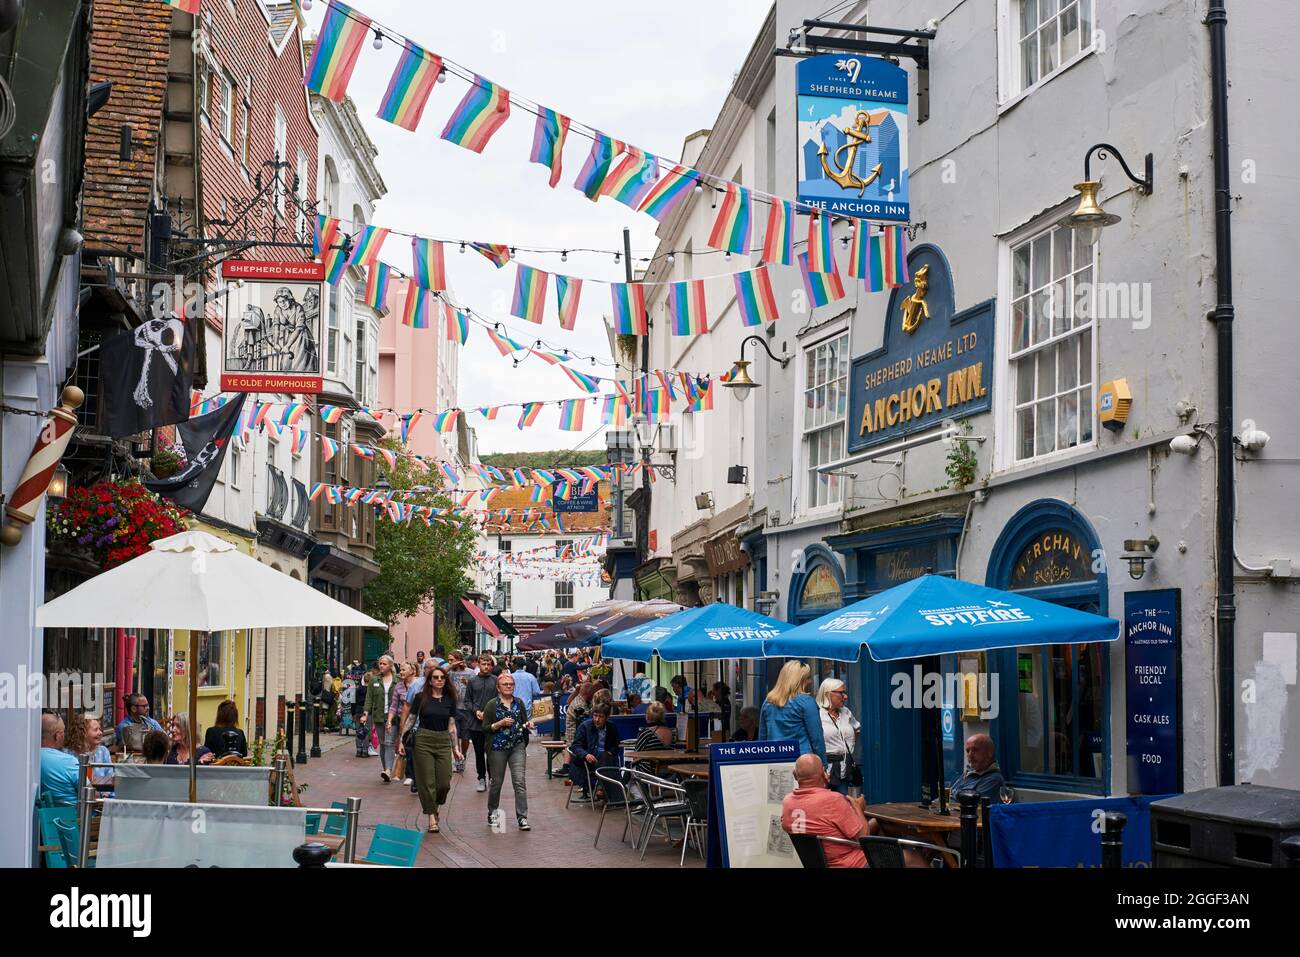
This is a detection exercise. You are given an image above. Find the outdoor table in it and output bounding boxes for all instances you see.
[666,763,709,779]
[860,801,978,848]
[541,740,568,779]
[624,749,709,766]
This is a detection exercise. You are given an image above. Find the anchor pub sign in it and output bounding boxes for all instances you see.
[796,53,909,222]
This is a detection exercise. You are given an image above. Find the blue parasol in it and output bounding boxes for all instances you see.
[598,603,790,662]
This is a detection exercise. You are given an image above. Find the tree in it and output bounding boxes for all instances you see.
[363,440,478,629]
[478,449,607,471]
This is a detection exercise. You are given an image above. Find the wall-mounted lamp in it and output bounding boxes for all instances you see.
[721,335,791,403]
[694,491,714,510]
[1121,535,1160,581]
[46,464,70,502]
[1061,144,1154,246]
[727,465,748,485]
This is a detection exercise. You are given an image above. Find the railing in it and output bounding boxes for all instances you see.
[267,464,289,520]
[291,478,309,529]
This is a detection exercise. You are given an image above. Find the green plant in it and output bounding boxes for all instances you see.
[945,422,979,489]
[435,622,459,660]
[150,447,183,479]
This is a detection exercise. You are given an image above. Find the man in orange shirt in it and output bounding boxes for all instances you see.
[781,754,877,867]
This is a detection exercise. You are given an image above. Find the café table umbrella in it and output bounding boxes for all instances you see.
[36,529,385,802]
[517,598,685,651]
[598,603,790,740]
[761,574,1120,809]
[515,599,635,651]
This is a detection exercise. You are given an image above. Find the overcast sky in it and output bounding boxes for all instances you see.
[303,0,771,455]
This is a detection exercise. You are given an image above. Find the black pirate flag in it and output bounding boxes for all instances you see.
[145,396,246,513]
[99,317,196,438]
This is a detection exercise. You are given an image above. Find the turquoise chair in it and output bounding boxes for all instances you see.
[359,824,423,867]
[322,800,348,836]
[38,806,76,868]
[52,818,95,868]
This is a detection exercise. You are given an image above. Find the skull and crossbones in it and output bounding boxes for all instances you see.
[133,318,185,409]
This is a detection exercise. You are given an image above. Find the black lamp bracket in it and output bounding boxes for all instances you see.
[740,335,790,368]
[1084,144,1154,195]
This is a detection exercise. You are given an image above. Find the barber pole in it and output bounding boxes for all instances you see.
[1,386,84,547]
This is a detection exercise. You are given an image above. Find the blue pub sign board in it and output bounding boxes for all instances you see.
[796,54,909,222]
[847,244,995,453]
[1125,589,1183,794]
[552,483,598,513]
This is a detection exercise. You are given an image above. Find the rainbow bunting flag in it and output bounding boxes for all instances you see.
[668,279,708,335]
[432,409,459,433]
[412,237,447,290]
[557,399,585,432]
[610,283,647,336]
[315,215,349,285]
[485,327,526,357]
[377,448,398,471]
[799,251,846,307]
[446,307,469,345]
[573,134,618,201]
[555,275,581,331]
[402,283,432,328]
[470,242,511,268]
[347,225,389,269]
[601,148,659,208]
[304,1,370,102]
[643,383,669,424]
[280,402,307,426]
[688,378,714,413]
[511,264,549,324]
[399,411,422,443]
[559,366,600,394]
[365,262,391,312]
[529,485,548,504]
[440,74,511,153]
[762,199,795,266]
[478,406,500,420]
[252,402,272,428]
[517,402,543,429]
[291,428,308,455]
[162,0,201,13]
[377,42,442,131]
[867,226,910,291]
[734,265,780,327]
[806,210,836,274]
[527,349,560,366]
[707,181,752,255]
[847,221,871,282]
[637,164,697,223]
[321,438,340,463]
[529,107,570,187]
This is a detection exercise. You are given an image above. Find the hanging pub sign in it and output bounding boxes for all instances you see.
[220,260,324,394]
[552,483,599,513]
[847,245,994,453]
[796,53,909,222]
[1125,589,1183,795]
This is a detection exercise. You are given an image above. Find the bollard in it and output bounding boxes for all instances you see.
[1101,811,1127,869]
[551,690,561,741]
[272,754,286,807]
[295,695,308,765]
[1281,835,1300,869]
[956,789,979,869]
[285,703,295,766]
[309,694,322,758]
[341,796,362,863]
[293,842,332,867]
[78,782,96,869]
[979,795,994,868]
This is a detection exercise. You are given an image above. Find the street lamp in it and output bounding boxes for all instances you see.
[720,335,791,402]
[1061,144,1154,246]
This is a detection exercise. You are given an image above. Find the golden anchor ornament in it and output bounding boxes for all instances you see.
[818,110,883,196]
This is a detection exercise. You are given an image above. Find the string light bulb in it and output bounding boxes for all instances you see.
[694,179,704,194]
[372,29,383,50]
[300,0,311,9]
[437,65,446,83]
[667,252,675,265]
[459,242,466,254]
[614,252,620,264]
[561,250,568,262]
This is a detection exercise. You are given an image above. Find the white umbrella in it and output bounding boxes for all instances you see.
[37,529,385,801]
[37,529,381,631]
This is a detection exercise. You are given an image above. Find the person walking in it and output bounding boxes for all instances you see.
[464,654,498,793]
[447,653,475,774]
[482,672,534,832]
[388,661,417,789]
[351,670,371,757]
[365,655,400,782]
[396,664,462,833]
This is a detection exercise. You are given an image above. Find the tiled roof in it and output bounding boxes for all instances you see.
[484,482,612,535]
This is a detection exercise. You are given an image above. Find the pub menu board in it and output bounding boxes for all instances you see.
[707,740,800,868]
[1124,589,1182,794]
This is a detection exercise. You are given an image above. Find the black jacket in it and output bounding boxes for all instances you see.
[465,672,497,716]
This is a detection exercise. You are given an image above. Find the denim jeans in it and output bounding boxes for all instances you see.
[376,718,397,772]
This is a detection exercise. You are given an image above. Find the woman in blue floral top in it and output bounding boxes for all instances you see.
[481,673,535,831]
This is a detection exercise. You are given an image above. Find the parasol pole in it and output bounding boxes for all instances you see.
[189,630,200,803]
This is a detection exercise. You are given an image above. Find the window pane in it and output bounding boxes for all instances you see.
[1058,335,1078,390]
[1073,266,1093,325]
[1039,21,1059,77]
[1078,327,1092,385]
[1037,348,1056,398]
[1058,391,1078,448]
[1039,0,1058,24]
[1017,408,1035,460]
[1033,289,1051,344]
[1035,401,1056,455]
[1017,649,1045,773]
[1020,0,1038,36]
[1013,244,1031,297]
[1012,298,1029,353]
[1079,386,1094,442]
[1020,36,1038,88]
[1016,358,1035,405]
[1079,0,1093,51]
[1077,642,1105,778]
[1031,234,1050,290]
[1073,228,1094,267]
[1060,2,1080,60]
[1052,281,1072,337]
[1046,644,1074,775]
[1052,226,1072,278]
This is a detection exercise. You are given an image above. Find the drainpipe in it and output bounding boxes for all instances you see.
[1206,0,1235,787]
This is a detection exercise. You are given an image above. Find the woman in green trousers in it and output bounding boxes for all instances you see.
[397,664,463,832]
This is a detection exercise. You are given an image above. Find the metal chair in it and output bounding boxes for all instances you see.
[593,766,645,849]
[680,778,709,865]
[358,823,424,867]
[630,769,690,860]
[565,760,598,811]
[790,832,828,868]
[859,835,961,868]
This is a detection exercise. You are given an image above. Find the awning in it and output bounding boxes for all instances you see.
[489,613,518,637]
[460,598,500,638]
[762,574,1120,662]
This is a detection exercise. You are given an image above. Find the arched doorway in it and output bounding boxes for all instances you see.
[986,499,1110,794]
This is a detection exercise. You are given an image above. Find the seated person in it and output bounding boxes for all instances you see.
[39,713,81,806]
[780,754,878,868]
[164,714,213,766]
[686,689,721,714]
[949,733,1005,801]
[203,700,249,758]
[626,692,647,715]
[114,693,164,752]
[632,701,676,775]
[569,704,619,798]
[141,730,170,764]
[731,706,760,741]
[653,686,675,714]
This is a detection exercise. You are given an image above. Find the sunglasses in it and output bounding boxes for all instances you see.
[430,675,446,681]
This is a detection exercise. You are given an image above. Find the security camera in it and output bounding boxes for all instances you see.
[1238,419,1270,453]
[1169,435,1198,455]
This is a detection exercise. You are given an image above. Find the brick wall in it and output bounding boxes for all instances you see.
[84,0,171,252]
[197,0,319,333]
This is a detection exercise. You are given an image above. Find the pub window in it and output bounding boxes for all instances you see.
[228,441,243,489]
[1008,221,1096,463]
[555,580,574,610]
[1001,0,1095,100]
[198,632,224,689]
[240,75,252,169]
[501,581,512,611]
[273,104,287,214]
[1015,642,1106,780]
[326,285,340,375]
[217,72,235,147]
[354,318,367,400]
[801,331,849,511]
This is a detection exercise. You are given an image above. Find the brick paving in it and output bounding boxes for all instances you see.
[294,730,704,868]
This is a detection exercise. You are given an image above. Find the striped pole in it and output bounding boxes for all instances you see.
[1,385,84,547]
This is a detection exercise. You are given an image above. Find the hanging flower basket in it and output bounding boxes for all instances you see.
[46,480,189,571]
